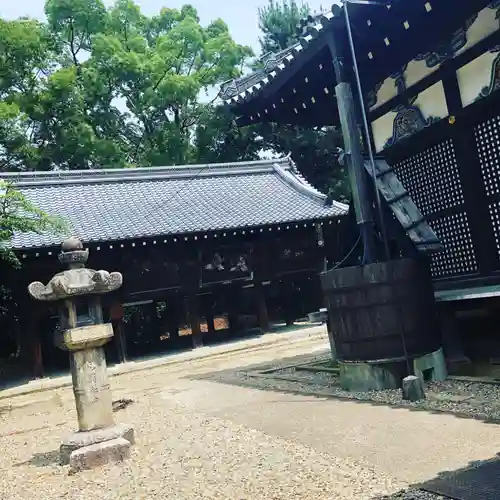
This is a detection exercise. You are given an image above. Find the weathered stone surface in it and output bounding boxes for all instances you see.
[72,346,114,431]
[60,423,135,465]
[402,375,426,402]
[27,237,123,302]
[64,323,113,350]
[69,437,131,473]
[413,348,447,382]
[339,361,399,392]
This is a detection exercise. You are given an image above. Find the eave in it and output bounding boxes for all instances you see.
[221,0,494,127]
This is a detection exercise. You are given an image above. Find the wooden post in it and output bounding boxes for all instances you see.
[325,26,377,263]
[281,280,295,327]
[255,284,269,332]
[205,296,216,334]
[439,304,470,368]
[187,295,203,348]
[110,303,127,363]
[166,295,180,343]
[29,304,44,379]
[227,289,239,334]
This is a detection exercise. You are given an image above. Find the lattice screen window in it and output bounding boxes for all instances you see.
[429,212,478,278]
[489,202,500,258]
[393,139,464,216]
[476,116,500,196]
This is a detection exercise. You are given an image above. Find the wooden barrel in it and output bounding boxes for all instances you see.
[320,258,440,363]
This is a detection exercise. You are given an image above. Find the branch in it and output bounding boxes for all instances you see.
[196,57,221,86]
[153,48,185,91]
[69,19,80,68]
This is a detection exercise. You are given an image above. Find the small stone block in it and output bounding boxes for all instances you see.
[402,375,426,402]
[69,437,131,473]
[60,423,135,465]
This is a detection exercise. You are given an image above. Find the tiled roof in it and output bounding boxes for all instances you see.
[218,9,336,105]
[1,158,348,250]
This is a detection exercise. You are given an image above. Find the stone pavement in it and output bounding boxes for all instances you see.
[0,324,326,402]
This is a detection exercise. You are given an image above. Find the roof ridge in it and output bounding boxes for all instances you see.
[273,157,349,211]
[1,158,291,187]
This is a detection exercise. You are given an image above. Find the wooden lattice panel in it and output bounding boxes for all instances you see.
[476,116,500,197]
[489,201,500,258]
[429,212,478,278]
[393,139,464,216]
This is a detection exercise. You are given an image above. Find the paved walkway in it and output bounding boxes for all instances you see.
[1,331,499,499]
[0,324,325,401]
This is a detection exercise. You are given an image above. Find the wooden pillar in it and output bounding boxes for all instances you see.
[110,302,127,363]
[281,280,295,327]
[255,284,269,332]
[198,293,215,335]
[27,303,44,379]
[205,296,215,334]
[186,295,203,348]
[227,288,239,333]
[165,294,179,343]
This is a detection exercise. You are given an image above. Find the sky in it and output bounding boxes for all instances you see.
[1,0,329,55]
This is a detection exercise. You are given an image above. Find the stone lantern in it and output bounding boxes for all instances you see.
[28,237,134,472]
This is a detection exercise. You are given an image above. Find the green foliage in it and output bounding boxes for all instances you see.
[194,106,263,164]
[0,0,346,200]
[255,0,348,199]
[0,181,68,266]
[0,1,253,171]
[258,0,309,53]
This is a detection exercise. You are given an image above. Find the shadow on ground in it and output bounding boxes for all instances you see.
[13,449,60,468]
[372,453,500,500]
[185,351,500,426]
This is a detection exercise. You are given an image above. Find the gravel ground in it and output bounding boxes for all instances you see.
[1,339,499,500]
[239,365,500,421]
[0,340,406,500]
[0,384,402,500]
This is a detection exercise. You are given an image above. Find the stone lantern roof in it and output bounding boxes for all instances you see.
[28,237,123,302]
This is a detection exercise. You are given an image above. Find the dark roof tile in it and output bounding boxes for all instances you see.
[1,158,347,250]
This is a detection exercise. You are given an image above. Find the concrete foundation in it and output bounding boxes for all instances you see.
[339,361,400,392]
[60,423,135,465]
[413,347,447,382]
[339,347,447,392]
[339,349,448,392]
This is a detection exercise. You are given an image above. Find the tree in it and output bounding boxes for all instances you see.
[0,1,253,171]
[0,181,67,266]
[255,0,348,199]
[258,0,309,54]
[193,105,264,164]
[0,17,55,171]
[85,1,253,166]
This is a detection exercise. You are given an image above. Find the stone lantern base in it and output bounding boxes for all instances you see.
[60,324,135,472]
[61,423,135,470]
[27,237,134,473]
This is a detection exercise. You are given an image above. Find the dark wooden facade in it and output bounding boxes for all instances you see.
[222,1,500,370]
[0,158,349,380]
[222,0,500,289]
[1,214,346,380]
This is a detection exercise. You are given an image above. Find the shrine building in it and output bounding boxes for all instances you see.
[0,157,347,378]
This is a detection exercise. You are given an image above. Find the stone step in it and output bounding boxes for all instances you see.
[69,437,131,473]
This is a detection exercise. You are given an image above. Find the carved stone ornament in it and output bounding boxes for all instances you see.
[28,237,123,302]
